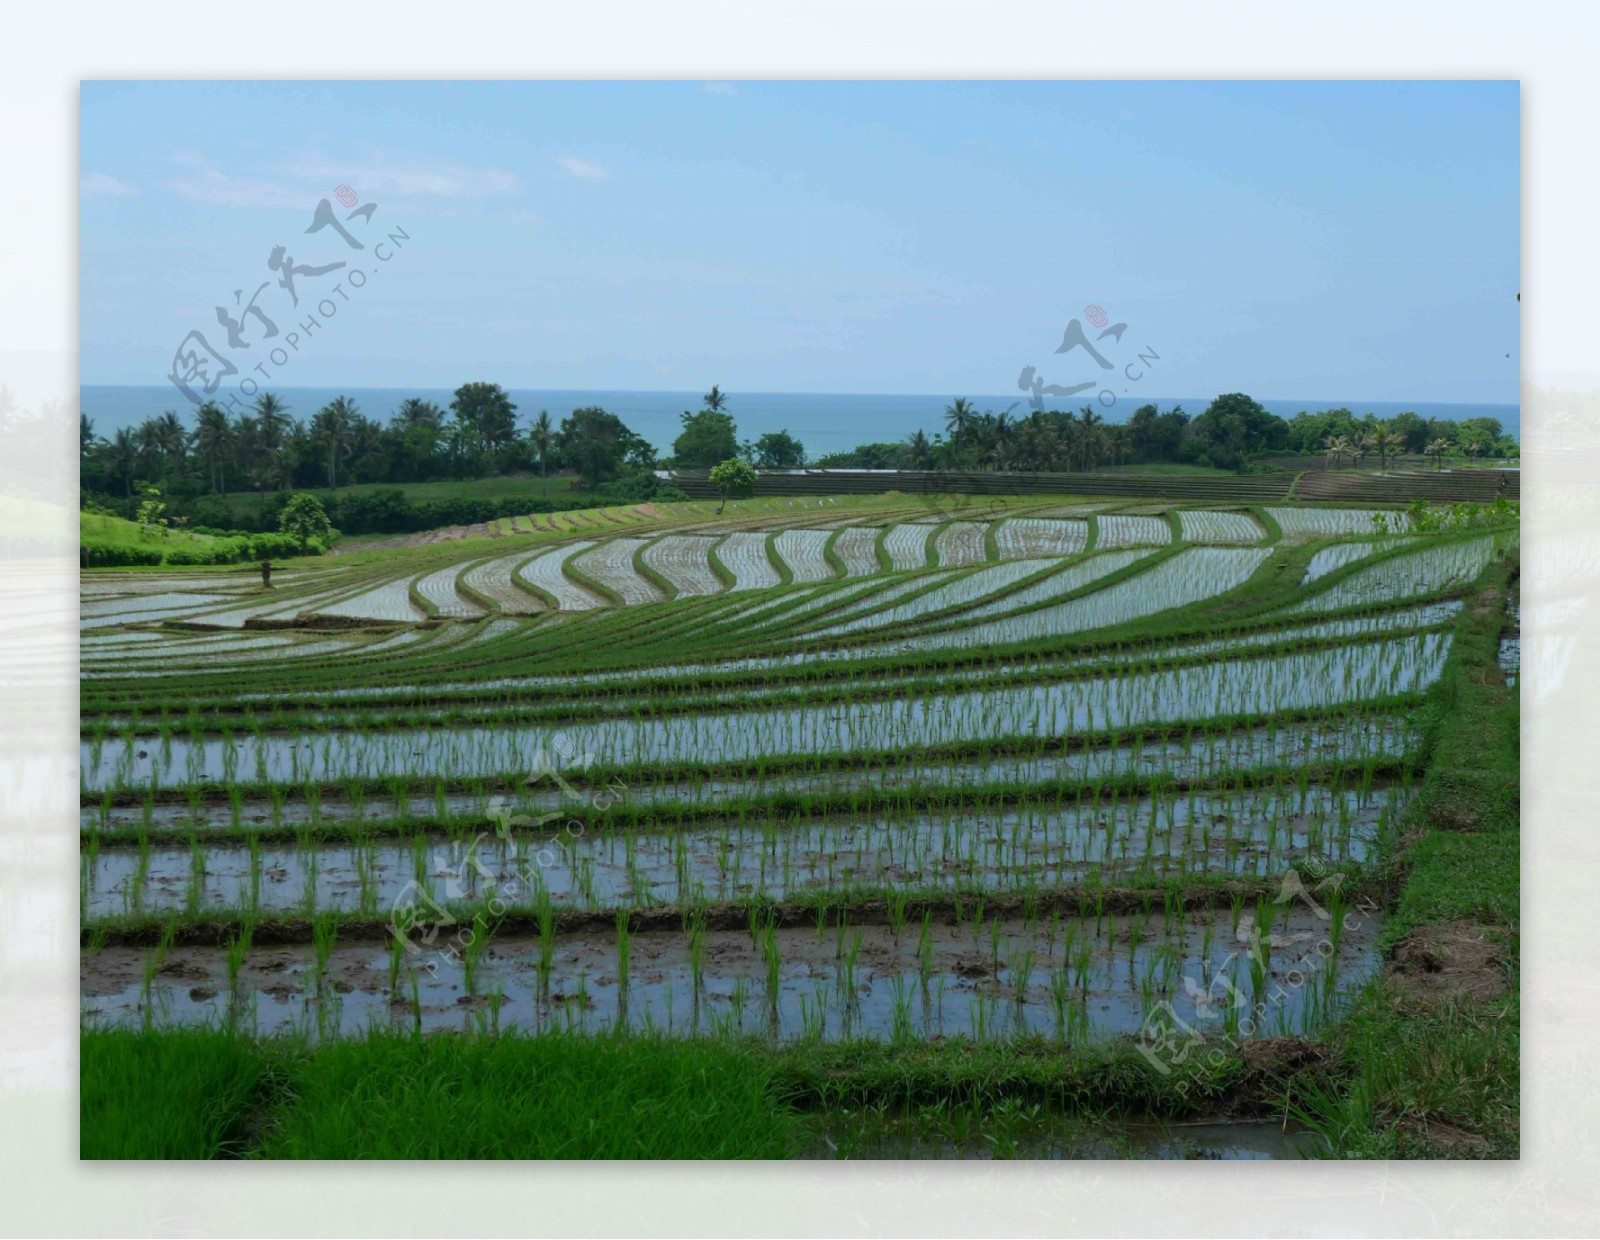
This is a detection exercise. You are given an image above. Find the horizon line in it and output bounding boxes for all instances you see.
[78,382,1520,409]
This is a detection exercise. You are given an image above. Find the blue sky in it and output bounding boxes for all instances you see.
[80,80,1519,402]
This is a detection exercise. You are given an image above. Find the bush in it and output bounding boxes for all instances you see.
[81,542,163,568]
[189,525,255,540]
[596,472,662,503]
[82,532,326,568]
[245,531,309,560]
[160,545,226,566]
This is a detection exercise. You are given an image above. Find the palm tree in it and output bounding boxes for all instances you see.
[530,409,555,495]
[394,397,444,432]
[1076,406,1104,471]
[105,427,137,498]
[134,418,165,479]
[1424,437,1450,470]
[310,396,357,488]
[1105,424,1132,468]
[195,402,233,495]
[348,414,384,484]
[1017,411,1049,471]
[153,411,189,469]
[990,410,1015,471]
[943,398,976,452]
[903,428,932,469]
[252,393,293,490]
[703,385,728,412]
[1364,424,1398,473]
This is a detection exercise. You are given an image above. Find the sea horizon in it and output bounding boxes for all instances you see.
[80,384,1521,457]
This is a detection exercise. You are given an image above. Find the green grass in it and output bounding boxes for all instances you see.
[81,1027,1248,1159]
[1288,556,1519,1158]
[256,1032,801,1158]
[1389,831,1519,938]
[80,511,221,550]
[78,1030,805,1159]
[80,1027,266,1158]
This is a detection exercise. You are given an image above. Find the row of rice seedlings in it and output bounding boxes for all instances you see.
[80,632,1449,793]
[94,592,1459,737]
[82,706,1420,842]
[93,889,1371,1044]
[86,775,1405,920]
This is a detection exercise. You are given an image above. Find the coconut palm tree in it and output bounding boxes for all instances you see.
[943,398,976,452]
[1017,411,1054,471]
[252,393,294,490]
[703,385,728,412]
[990,410,1015,470]
[105,427,137,498]
[153,411,189,468]
[1076,406,1104,471]
[1424,437,1450,470]
[310,396,357,488]
[530,409,555,495]
[194,402,233,495]
[903,427,932,469]
[1364,424,1398,473]
[1324,434,1355,470]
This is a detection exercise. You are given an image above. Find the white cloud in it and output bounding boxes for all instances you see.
[80,172,137,197]
[701,82,739,97]
[164,159,308,208]
[281,158,520,200]
[164,151,522,208]
[556,155,610,181]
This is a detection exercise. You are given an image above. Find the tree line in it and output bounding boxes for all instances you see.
[813,394,1517,473]
[79,382,821,514]
[81,383,1519,523]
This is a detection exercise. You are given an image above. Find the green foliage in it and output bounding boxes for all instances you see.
[813,442,908,469]
[674,409,739,469]
[557,407,653,486]
[750,429,807,469]
[80,387,667,512]
[1179,393,1286,470]
[277,493,334,553]
[134,487,169,539]
[1388,496,1520,535]
[709,457,758,512]
[81,541,165,567]
[450,382,519,459]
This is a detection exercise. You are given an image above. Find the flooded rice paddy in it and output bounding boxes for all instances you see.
[83,904,1380,1044]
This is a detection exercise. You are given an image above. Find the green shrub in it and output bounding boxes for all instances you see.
[81,542,164,568]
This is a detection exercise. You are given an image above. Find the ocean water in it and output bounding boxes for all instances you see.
[79,385,1519,458]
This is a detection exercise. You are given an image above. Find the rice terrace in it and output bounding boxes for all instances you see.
[79,466,1521,1159]
[76,78,1522,1168]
